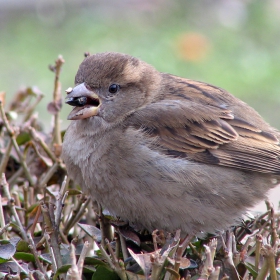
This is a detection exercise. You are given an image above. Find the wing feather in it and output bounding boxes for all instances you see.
[128,77,280,175]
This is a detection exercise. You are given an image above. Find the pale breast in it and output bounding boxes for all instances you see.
[62,120,276,234]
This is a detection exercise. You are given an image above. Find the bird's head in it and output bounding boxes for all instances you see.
[65,52,161,123]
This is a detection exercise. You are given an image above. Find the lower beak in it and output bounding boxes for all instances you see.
[65,83,101,120]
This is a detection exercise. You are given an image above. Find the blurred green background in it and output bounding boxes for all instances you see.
[0,0,280,130]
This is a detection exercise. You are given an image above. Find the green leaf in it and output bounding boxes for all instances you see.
[83,265,96,273]
[55,264,71,274]
[61,130,66,139]
[40,253,52,264]
[91,266,120,280]
[54,263,106,280]
[9,237,21,247]
[0,243,16,263]
[26,202,40,214]
[126,271,147,280]
[68,189,83,195]
[0,260,29,274]
[16,132,31,145]
[84,257,107,266]
[75,244,86,255]
[16,240,30,252]
[244,262,258,278]
[78,223,102,242]
[0,240,11,245]
[15,251,56,265]
[61,253,72,266]
[14,252,35,263]
[53,264,71,280]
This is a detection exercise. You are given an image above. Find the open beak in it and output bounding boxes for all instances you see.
[65,83,101,120]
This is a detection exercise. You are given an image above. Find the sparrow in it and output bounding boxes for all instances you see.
[62,52,280,234]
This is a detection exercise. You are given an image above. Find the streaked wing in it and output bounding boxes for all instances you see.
[129,77,280,174]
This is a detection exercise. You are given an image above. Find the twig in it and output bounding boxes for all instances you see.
[41,202,63,270]
[209,238,217,264]
[55,176,69,226]
[36,235,46,250]
[27,126,57,162]
[264,245,277,280]
[267,203,278,247]
[63,196,90,235]
[232,235,240,267]
[29,272,36,280]
[99,242,116,269]
[12,191,25,224]
[71,198,90,233]
[98,203,113,246]
[119,233,129,261]
[30,205,42,237]
[7,152,36,187]
[60,175,68,196]
[152,229,159,251]
[44,233,57,273]
[77,240,91,278]
[115,234,120,259]
[0,222,11,237]
[221,232,240,280]
[1,173,28,240]
[0,194,8,239]
[23,181,29,209]
[255,234,262,273]
[11,257,28,275]
[51,55,64,146]
[173,235,193,279]
[99,240,128,280]
[150,252,163,280]
[0,102,35,186]
[256,245,273,280]
[23,93,44,122]
[0,138,13,175]
[55,190,68,226]
[209,266,221,280]
[59,228,69,245]
[189,242,202,259]
[38,161,59,189]
[7,165,23,186]
[11,256,28,274]
[27,233,48,279]
[66,243,79,280]
[241,236,253,260]
[200,245,215,279]
[106,238,119,265]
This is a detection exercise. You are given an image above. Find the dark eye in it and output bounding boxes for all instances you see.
[108,84,120,94]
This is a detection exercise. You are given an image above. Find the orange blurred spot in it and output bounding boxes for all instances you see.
[177,32,211,62]
[0,92,5,106]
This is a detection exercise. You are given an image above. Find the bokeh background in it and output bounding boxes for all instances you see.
[1,0,280,209]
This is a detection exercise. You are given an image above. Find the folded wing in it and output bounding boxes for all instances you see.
[129,77,280,175]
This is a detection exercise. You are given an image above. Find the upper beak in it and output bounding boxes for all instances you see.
[65,83,101,120]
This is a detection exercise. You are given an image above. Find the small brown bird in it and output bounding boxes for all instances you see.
[62,52,280,235]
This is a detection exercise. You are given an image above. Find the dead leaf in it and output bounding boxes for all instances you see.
[47,99,62,115]
[119,228,141,246]
[53,143,62,157]
[167,256,191,269]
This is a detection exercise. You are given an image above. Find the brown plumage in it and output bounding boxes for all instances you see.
[62,52,280,234]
